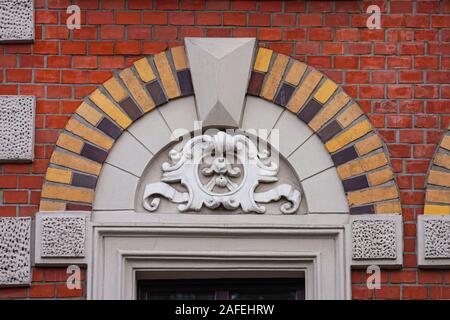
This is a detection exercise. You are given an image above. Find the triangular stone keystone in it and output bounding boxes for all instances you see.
[185,37,256,127]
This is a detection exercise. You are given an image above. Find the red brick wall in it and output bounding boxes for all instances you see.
[0,267,85,299]
[0,0,449,299]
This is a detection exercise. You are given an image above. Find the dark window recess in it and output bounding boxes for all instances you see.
[137,278,305,300]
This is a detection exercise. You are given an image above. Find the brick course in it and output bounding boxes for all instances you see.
[0,0,449,300]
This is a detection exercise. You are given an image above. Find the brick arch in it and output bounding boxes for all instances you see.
[424,125,450,215]
[39,46,401,215]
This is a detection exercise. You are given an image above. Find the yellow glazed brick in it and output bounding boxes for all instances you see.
[39,200,66,211]
[41,184,94,203]
[134,58,156,83]
[313,79,338,104]
[428,170,450,188]
[171,46,188,70]
[347,185,398,206]
[309,91,350,131]
[45,167,72,184]
[367,167,394,186]
[287,70,322,113]
[375,201,402,214]
[325,119,372,153]
[66,119,113,150]
[119,68,155,113]
[441,135,450,151]
[50,151,101,176]
[336,104,364,128]
[337,153,388,180]
[261,54,290,100]
[284,60,307,86]
[56,133,84,154]
[355,134,383,156]
[426,189,450,204]
[153,52,180,99]
[89,89,132,129]
[424,204,450,215]
[253,48,273,73]
[76,102,103,126]
[434,152,450,170]
[103,77,128,102]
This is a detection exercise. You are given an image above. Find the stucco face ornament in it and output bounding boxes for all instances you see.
[143,131,301,214]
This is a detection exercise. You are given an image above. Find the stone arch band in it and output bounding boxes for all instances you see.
[39,44,401,215]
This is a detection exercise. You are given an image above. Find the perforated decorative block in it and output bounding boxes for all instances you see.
[350,215,403,267]
[41,216,86,257]
[418,215,450,267]
[0,96,35,162]
[0,218,31,286]
[424,219,450,259]
[0,0,34,42]
[352,219,397,260]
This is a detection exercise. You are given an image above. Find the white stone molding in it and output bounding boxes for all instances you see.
[185,37,256,127]
[0,217,31,286]
[418,215,450,267]
[301,167,348,213]
[34,212,90,265]
[142,131,302,214]
[0,0,34,42]
[105,131,153,177]
[241,96,284,141]
[0,95,35,162]
[93,163,139,211]
[88,214,350,300]
[350,214,403,268]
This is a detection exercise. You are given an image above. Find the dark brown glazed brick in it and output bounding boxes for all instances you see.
[72,172,98,189]
[119,97,144,121]
[97,117,122,139]
[247,71,265,96]
[349,205,375,214]
[66,203,92,211]
[331,145,359,166]
[146,80,168,106]
[80,143,108,163]
[297,99,322,123]
[177,69,194,96]
[318,120,342,142]
[274,83,296,107]
[342,175,370,192]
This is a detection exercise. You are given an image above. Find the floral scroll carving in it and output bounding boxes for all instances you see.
[143,131,301,214]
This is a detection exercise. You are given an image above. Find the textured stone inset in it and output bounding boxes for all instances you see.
[0,96,35,162]
[424,219,450,259]
[41,216,86,257]
[0,0,34,42]
[352,219,397,260]
[0,218,31,286]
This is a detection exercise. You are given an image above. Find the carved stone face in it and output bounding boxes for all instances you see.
[199,155,243,194]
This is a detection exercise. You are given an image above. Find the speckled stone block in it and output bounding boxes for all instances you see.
[35,212,90,265]
[0,0,34,42]
[41,216,86,257]
[0,96,35,162]
[424,219,450,258]
[0,218,31,286]
[418,215,450,267]
[350,215,403,268]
